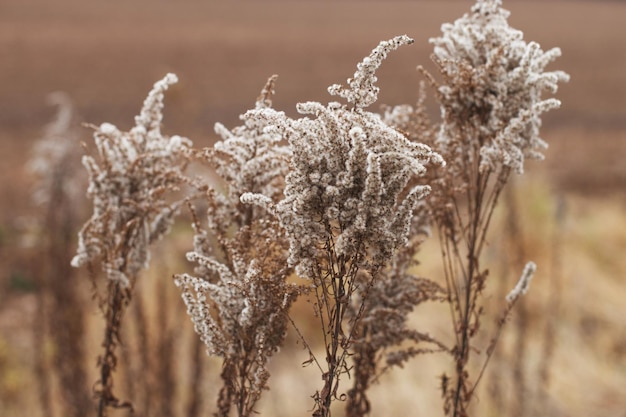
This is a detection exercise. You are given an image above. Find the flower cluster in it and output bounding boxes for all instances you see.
[430,0,569,174]
[175,219,299,414]
[175,77,299,417]
[377,2,569,415]
[71,73,191,286]
[246,36,443,279]
[328,36,414,109]
[239,37,445,417]
[206,75,291,234]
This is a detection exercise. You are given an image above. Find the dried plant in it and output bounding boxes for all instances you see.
[175,76,300,417]
[71,73,192,416]
[28,92,91,417]
[243,36,444,417]
[382,1,569,415]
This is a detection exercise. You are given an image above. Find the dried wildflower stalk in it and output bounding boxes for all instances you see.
[29,92,92,417]
[175,76,300,417]
[71,74,191,416]
[382,1,568,415]
[244,36,444,417]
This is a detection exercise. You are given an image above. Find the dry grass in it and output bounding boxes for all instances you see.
[1,1,625,417]
[2,186,626,417]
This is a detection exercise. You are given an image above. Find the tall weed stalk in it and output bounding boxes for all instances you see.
[175,76,299,417]
[29,92,91,417]
[385,1,568,414]
[71,74,191,416]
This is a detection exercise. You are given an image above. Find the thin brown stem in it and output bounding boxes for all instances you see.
[97,281,133,417]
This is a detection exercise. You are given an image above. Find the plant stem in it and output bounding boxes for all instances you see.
[97,281,132,417]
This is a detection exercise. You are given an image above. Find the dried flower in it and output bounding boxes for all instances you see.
[242,36,443,417]
[72,73,191,287]
[70,73,191,417]
[399,2,569,415]
[211,75,290,208]
[175,220,299,417]
[245,39,443,277]
[175,76,299,417]
[430,0,569,175]
[328,35,414,109]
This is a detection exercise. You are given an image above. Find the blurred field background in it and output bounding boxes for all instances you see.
[1,0,625,416]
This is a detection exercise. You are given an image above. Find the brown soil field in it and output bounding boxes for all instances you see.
[1,1,625,417]
[1,0,625,196]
